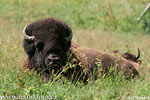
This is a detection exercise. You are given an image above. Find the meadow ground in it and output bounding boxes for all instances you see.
[0,0,150,100]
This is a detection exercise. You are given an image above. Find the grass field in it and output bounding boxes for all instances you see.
[0,0,150,100]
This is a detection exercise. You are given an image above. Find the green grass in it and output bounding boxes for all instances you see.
[0,0,150,100]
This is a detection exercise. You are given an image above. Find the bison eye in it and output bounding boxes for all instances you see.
[35,42,44,51]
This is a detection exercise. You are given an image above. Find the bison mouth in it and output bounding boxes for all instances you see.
[47,62,61,69]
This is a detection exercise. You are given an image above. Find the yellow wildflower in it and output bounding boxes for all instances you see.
[24,69,29,73]
[29,86,34,90]
[18,78,22,81]
[117,97,121,100]
[87,78,89,82]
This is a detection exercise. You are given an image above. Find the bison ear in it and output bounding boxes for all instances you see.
[65,27,73,42]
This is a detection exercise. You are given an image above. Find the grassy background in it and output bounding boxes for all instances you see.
[0,0,150,99]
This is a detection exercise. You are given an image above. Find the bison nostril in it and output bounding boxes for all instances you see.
[47,58,52,63]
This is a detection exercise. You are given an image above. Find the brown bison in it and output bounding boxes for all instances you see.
[23,18,139,83]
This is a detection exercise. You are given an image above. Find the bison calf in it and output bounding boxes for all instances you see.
[23,18,139,83]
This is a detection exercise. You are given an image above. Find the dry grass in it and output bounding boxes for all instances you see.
[74,29,150,66]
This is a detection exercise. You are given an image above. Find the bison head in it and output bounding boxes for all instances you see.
[23,18,73,74]
[122,48,141,64]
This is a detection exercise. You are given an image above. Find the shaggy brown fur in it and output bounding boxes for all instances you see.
[23,18,139,83]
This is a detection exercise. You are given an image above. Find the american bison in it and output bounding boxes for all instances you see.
[23,18,139,83]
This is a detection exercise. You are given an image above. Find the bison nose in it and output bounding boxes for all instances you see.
[47,54,60,66]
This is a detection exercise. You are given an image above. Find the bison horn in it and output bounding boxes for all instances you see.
[65,31,73,42]
[23,26,35,42]
[136,48,140,59]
